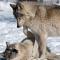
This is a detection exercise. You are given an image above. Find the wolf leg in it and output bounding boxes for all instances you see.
[38,32,47,59]
[23,26,28,35]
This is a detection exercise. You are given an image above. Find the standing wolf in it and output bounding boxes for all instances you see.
[10,2,60,59]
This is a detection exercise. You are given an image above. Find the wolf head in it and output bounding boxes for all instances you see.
[3,42,18,60]
[10,2,38,28]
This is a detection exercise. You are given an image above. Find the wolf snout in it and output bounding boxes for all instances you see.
[17,23,21,28]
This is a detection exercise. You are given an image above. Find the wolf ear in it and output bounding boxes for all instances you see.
[35,6,47,19]
[12,49,18,53]
[6,42,10,47]
[29,5,39,18]
[10,4,16,9]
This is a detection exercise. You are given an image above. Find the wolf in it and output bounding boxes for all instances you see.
[10,1,60,59]
[3,31,36,60]
[3,31,52,60]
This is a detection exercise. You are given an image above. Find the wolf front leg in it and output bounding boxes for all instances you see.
[23,26,28,35]
[38,32,47,59]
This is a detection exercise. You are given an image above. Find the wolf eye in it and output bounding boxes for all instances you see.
[20,14,24,17]
[12,49,18,53]
[6,48,11,51]
[17,13,24,17]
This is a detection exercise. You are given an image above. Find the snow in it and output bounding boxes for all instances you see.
[0,2,26,53]
[0,2,60,55]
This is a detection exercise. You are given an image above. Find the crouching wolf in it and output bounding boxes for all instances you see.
[3,31,52,60]
[3,31,36,60]
[10,1,60,59]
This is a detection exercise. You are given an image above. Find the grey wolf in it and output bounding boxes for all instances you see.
[10,2,60,59]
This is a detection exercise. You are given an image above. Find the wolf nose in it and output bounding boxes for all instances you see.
[17,25,20,28]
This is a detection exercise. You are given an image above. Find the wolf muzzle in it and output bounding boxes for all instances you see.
[17,25,20,28]
[17,19,21,28]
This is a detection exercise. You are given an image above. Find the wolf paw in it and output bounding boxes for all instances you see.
[32,58,47,60]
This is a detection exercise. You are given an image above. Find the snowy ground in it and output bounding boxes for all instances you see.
[0,2,60,55]
[0,2,26,53]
